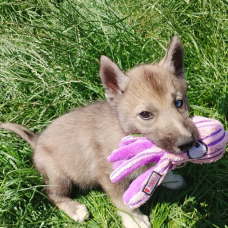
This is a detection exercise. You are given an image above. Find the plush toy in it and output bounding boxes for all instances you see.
[107,116,228,209]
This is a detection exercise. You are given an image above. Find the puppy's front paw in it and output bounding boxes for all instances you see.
[58,200,89,222]
[120,209,151,228]
[161,171,186,190]
[72,204,89,222]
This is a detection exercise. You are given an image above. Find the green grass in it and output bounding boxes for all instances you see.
[0,0,228,227]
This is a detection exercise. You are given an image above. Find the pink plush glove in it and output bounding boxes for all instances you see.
[107,116,228,208]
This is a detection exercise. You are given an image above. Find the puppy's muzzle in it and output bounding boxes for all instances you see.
[177,135,195,152]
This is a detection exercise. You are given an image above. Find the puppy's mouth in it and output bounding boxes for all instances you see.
[175,133,198,153]
[172,145,193,154]
[177,141,195,152]
[149,136,196,154]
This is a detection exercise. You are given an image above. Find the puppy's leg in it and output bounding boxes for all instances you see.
[45,177,89,222]
[36,156,89,222]
[99,176,151,228]
[161,171,186,190]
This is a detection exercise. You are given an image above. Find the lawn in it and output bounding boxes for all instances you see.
[0,0,228,227]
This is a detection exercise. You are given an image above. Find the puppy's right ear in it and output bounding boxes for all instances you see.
[99,55,129,102]
[158,35,185,77]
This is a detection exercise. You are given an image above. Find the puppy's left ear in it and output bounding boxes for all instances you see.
[159,35,184,77]
[99,55,129,103]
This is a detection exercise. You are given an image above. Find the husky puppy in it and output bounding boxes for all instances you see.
[0,35,198,228]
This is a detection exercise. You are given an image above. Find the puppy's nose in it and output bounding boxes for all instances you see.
[178,141,195,152]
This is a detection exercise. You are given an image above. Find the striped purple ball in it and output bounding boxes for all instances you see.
[190,116,228,163]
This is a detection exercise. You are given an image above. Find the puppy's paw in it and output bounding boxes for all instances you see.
[161,171,186,190]
[120,209,151,228]
[72,204,89,222]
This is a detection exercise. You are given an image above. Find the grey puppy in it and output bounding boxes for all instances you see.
[0,35,198,228]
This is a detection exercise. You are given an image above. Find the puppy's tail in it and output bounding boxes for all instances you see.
[0,123,39,150]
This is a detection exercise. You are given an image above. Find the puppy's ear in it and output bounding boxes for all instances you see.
[159,35,184,77]
[99,55,129,102]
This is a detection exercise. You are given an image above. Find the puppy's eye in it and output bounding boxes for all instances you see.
[174,100,183,108]
[139,111,153,120]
